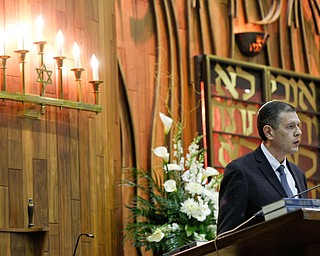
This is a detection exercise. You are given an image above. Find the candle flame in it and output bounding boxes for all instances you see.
[56,29,64,44]
[91,54,99,68]
[73,42,80,57]
[73,42,81,68]
[36,15,44,41]
[36,15,44,29]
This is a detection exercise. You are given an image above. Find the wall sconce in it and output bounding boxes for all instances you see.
[235,32,269,57]
[0,15,103,119]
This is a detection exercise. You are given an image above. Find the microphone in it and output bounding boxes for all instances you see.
[72,233,94,256]
[289,184,320,198]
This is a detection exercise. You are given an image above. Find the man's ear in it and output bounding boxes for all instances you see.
[263,125,273,140]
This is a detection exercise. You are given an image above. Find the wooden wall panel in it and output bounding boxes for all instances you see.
[22,119,33,208]
[7,115,22,170]
[0,0,118,255]
[57,111,72,256]
[0,233,10,255]
[0,112,8,186]
[0,187,9,228]
[47,108,59,224]
[33,159,48,228]
[8,169,24,228]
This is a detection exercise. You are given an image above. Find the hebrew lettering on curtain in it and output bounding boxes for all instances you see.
[195,56,320,197]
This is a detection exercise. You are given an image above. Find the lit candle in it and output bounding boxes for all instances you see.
[36,15,44,41]
[56,29,64,56]
[18,24,27,50]
[91,54,99,80]
[72,42,81,68]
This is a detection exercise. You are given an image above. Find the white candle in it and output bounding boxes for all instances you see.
[91,54,99,80]
[18,24,27,50]
[36,15,44,41]
[72,42,81,68]
[56,29,64,56]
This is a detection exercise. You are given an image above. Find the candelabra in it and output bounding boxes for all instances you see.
[0,43,103,118]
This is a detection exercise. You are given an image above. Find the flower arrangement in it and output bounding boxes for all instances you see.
[123,113,222,255]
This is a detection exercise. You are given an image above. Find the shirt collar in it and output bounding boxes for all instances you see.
[260,143,287,171]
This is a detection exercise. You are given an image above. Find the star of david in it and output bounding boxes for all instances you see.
[36,64,53,85]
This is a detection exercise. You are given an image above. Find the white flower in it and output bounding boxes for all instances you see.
[166,163,183,171]
[159,112,173,135]
[164,179,177,192]
[202,167,219,182]
[147,229,165,242]
[202,188,217,202]
[194,232,207,242]
[185,182,203,196]
[181,170,190,182]
[180,198,199,219]
[152,146,169,163]
[170,223,180,231]
[193,197,211,222]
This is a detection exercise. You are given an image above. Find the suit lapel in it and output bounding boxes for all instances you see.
[253,147,287,197]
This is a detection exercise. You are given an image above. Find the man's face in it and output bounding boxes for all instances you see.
[271,111,302,155]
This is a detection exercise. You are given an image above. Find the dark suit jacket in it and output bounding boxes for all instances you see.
[217,146,308,235]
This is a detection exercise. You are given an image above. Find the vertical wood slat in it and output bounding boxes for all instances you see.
[33,159,48,228]
[8,169,24,228]
[0,233,10,255]
[46,108,59,224]
[79,111,91,237]
[0,112,8,186]
[88,116,97,255]
[0,187,9,228]
[57,110,72,256]
[22,118,33,215]
[71,200,80,254]
[48,223,60,255]
[7,115,22,170]
[70,110,80,200]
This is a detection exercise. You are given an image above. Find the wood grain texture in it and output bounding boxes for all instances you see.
[0,0,118,255]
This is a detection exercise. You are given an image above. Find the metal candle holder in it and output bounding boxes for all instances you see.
[0,55,10,91]
[34,41,47,96]
[71,68,85,102]
[54,56,67,99]
[89,80,103,104]
[14,50,29,94]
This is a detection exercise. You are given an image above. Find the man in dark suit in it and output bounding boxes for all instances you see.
[217,101,308,235]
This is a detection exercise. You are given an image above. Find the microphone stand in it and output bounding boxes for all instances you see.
[72,233,94,256]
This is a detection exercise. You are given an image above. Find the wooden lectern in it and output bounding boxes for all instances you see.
[173,209,320,256]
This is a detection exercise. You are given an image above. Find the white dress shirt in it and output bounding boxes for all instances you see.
[261,143,298,196]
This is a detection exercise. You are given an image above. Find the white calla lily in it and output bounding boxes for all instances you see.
[202,167,219,181]
[164,179,177,192]
[159,112,173,135]
[152,146,169,163]
[147,229,165,242]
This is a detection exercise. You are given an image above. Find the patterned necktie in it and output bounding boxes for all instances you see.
[276,165,294,197]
